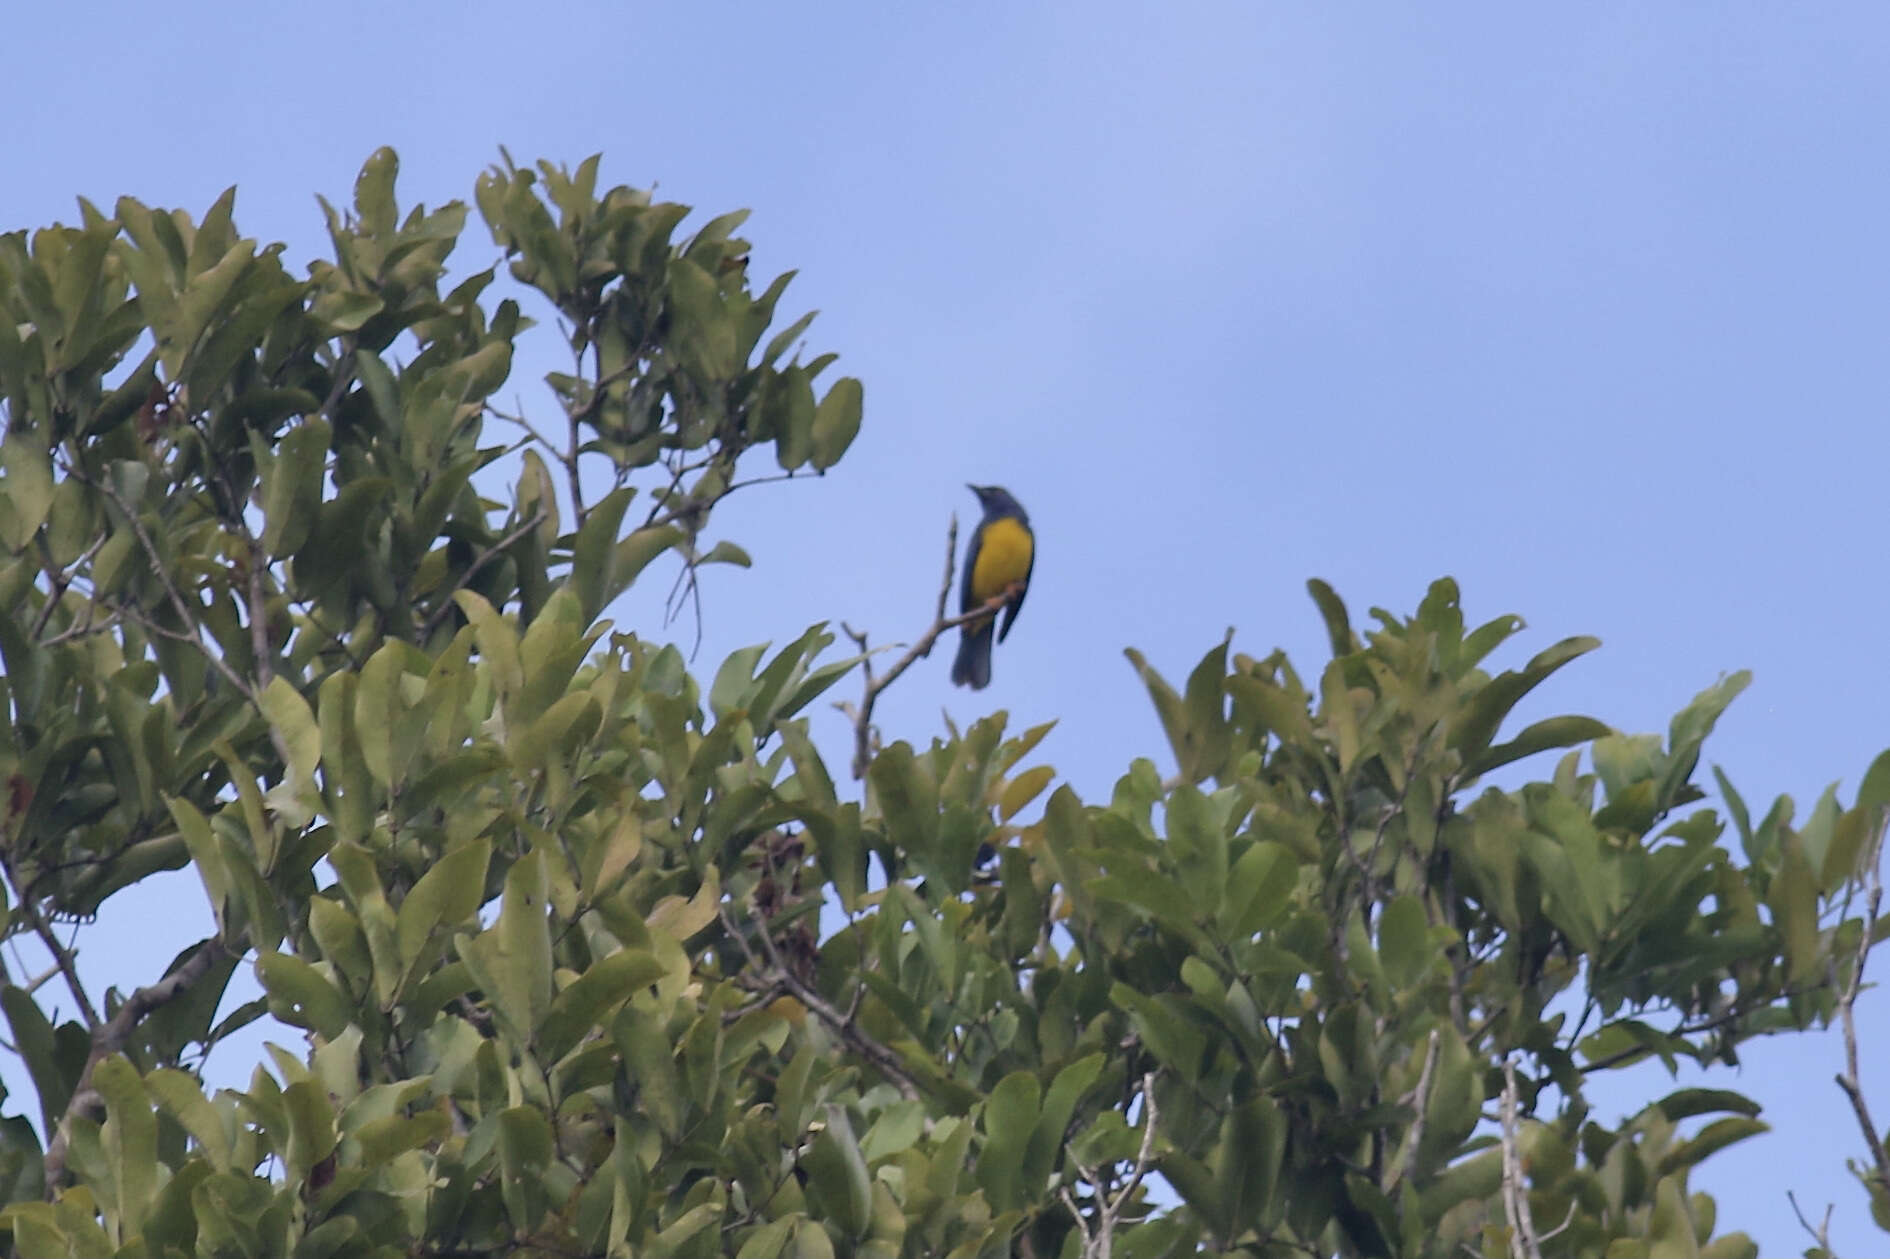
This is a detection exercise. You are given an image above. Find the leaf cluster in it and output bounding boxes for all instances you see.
[0,153,1882,1259]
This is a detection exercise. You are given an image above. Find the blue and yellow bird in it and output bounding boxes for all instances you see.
[951,484,1034,690]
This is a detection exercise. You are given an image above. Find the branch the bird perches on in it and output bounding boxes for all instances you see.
[838,514,1026,780]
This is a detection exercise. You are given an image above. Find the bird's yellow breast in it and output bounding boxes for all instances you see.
[971,516,1033,603]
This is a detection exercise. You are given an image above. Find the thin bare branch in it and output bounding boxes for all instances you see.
[43,937,231,1190]
[1500,1057,1543,1259]
[486,394,564,456]
[1787,1189,1836,1257]
[1060,1072,1161,1259]
[1386,1028,1441,1193]
[418,508,550,637]
[718,903,922,1102]
[837,515,1026,779]
[246,537,274,689]
[80,466,259,705]
[3,887,99,1033]
[39,604,123,647]
[1834,806,1889,1197]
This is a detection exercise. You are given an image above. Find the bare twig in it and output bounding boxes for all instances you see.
[1787,1189,1836,1257]
[1500,1057,1542,1259]
[246,537,274,689]
[836,515,1026,779]
[43,937,230,1191]
[1572,984,1827,1076]
[718,904,922,1102]
[315,347,358,427]
[80,467,259,706]
[417,508,550,637]
[1385,1028,1441,1193]
[1536,1201,1578,1245]
[28,533,109,641]
[1060,1072,1161,1259]
[1,883,100,1033]
[39,605,123,647]
[663,544,708,661]
[486,394,564,457]
[1834,806,1888,1198]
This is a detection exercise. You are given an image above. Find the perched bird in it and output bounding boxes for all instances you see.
[951,484,1034,690]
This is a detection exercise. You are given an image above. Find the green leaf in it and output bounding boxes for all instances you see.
[0,432,55,553]
[614,1006,685,1140]
[537,948,666,1062]
[1855,747,1890,824]
[281,1078,339,1188]
[793,1218,837,1259]
[1125,641,1230,784]
[168,795,232,937]
[1306,578,1355,657]
[353,641,409,789]
[1449,635,1600,764]
[803,1104,873,1239]
[976,1070,1041,1212]
[1214,1096,1288,1236]
[1109,986,1204,1083]
[858,1100,926,1164]
[312,289,384,332]
[1377,895,1429,989]
[1772,839,1821,987]
[667,256,737,377]
[497,1106,554,1234]
[463,851,554,1042]
[611,524,682,604]
[255,952,353,1040]
[259,676,321,795]
[1024,1053,1103,1194]
[259,420,331,558]
[1657,1117,1770,1180]
[353,147,400,235]
[1221,841,1298,936]
[700,539,752,568]
[772,366,818,469]
[1465,714,1612,778]
[94,1056,156,1239]
[1164,784,1228,908]
[1655,1088,1762,1122]
[810,376,862,470]
[570,487,635,623]
[394,839,493,983]
[145,1067,232,1170]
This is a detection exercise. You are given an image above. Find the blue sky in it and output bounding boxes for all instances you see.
[9,3,1890,1251]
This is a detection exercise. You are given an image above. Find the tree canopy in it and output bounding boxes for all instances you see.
[0,149,1884,1259]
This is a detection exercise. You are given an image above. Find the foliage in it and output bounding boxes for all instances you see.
[0,150,1883,1258]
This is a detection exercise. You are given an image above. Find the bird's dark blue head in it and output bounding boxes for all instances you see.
[967,483,1028,522]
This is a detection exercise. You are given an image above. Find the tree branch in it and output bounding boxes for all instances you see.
[246,536,275,690]
[1834,806,1889,1198]
[1385,1028,1440,1193]
[1500,1057,1543,1259]
[0,869,100,1034]
[718,904,922,1102]
[80,467,258,706]
[1787,1189,1837,1257]
[836,514,1025,779]
[1061,1072,1161,1259]
[42,937,230,1191]
[418,509,550,637]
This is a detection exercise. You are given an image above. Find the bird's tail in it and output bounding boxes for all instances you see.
[951,622,994,689]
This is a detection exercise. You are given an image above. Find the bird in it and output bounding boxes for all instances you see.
[951,484,1034,690]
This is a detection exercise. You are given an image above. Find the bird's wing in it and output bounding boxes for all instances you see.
[997,525,1033,642]
[959,517,986,615]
